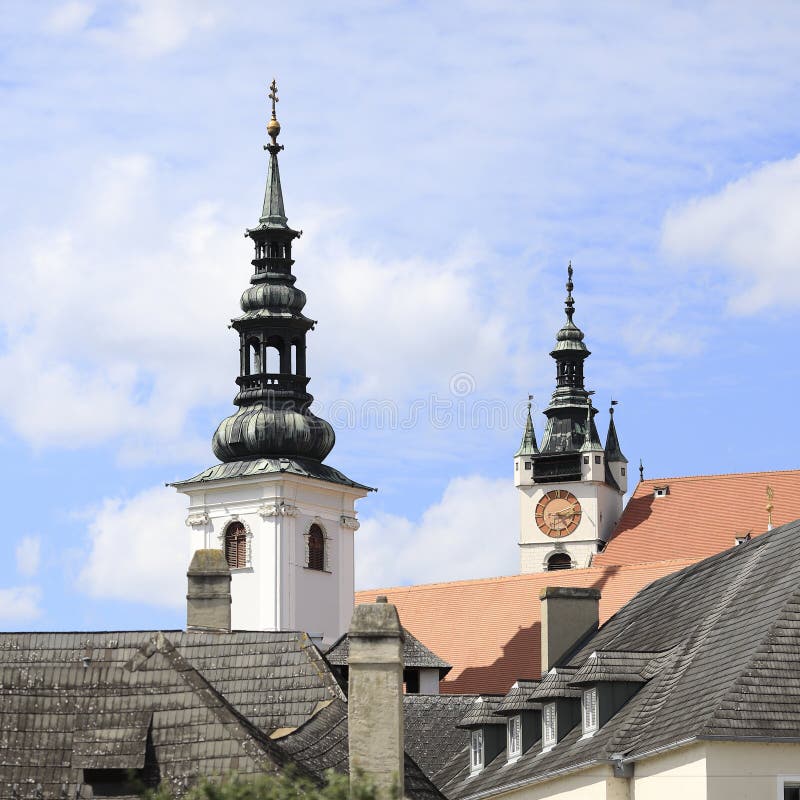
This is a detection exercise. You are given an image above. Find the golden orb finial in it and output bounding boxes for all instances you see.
[267,78,281,145]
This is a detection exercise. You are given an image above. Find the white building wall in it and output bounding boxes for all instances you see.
[180,473,366,643]
[633,742,708,800]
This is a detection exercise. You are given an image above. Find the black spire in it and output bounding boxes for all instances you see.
[605,402,627,463]
[515,398,539,457]
[538,263,595,456]
[211,82,335,464]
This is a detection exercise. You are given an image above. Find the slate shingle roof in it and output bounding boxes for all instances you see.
[456,697,505,728]
[0,629,342,734]
[402,695,475,779]
[0,629,441,799]
[433,518,800,800]
[529,668,581,700]
[325,628,451,677]
[356,559,694,694]
[278,697,445,800]
[496,680,541,714]
[568,650,670,686]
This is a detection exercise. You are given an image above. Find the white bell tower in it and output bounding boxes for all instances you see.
[173,84,371,643]
[515,265,627,573]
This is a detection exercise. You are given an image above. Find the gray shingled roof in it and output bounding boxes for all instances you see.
[434,517,800,800]
[403,695,475,779]
[529,668,582,700]
[568,650,671,686]
[0,634,289,798]
[172,457,374,491]
[325,628,451,677]
[496,680,541,714]
[0,629,342,734]
[0,628,441,799]
[279,698,445,800]
[457,697,506,728]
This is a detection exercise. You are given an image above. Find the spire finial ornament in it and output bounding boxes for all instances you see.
[639,459,644,482]
[767,485,775,531]
[610,399,618,416]
[267,78,281,147]
[565,261,575,322]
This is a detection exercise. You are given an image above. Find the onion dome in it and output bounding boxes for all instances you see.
[211,80,335,464]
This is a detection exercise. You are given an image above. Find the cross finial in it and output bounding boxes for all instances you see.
[565,261,575,322]
[269,79,279,118]
[266,78,282,147]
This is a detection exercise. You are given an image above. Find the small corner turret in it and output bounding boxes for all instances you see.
[515,265,626,573]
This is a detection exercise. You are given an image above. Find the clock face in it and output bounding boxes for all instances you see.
[535,490,582,538]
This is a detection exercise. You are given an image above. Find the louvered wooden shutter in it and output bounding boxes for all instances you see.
[308,525,324,571]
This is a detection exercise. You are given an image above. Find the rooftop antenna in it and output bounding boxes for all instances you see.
[766,485,774,531]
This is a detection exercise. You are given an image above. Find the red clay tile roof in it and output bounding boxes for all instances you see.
[594,469,800,567]
[356,559,693,695]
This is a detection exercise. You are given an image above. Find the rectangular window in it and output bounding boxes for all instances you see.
[621,467,626,476]
[542,702,557,748]
[784,782,800,800]
[524,461,531,470]
[507,715,522,760]
[583,455,589,464]
[582,687,598,735]
[470,729,483,772]
[595,455,602,464]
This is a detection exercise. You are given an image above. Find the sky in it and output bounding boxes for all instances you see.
[2,1,800,631]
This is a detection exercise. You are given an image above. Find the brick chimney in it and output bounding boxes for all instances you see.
[540,586,600,671]
[348,596,404,799]
[186,549,231,632]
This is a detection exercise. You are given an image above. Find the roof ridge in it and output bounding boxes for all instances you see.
[636,467,800,484]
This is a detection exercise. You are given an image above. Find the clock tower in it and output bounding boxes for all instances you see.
[514,265,627,572]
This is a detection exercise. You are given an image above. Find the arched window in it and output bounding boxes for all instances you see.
[547,552,572,571]
[307,524,325,571]
[225,522,247,569]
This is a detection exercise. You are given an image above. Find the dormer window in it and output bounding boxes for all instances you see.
[507,715,522,761]
[470,729,484,773]
[653,485,669,498]
[582,687,598,736]
[542,702,557,749]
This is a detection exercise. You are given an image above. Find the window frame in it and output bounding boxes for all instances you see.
[306,523,326,572]
[224,521,248,570]
[542,702,557,750]
[507,715,522,761]
[778,777,800,800]
[582,687,598,736]
[470,729,484,773]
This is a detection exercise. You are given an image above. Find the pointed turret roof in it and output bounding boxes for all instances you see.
[515,401,539,457]
[605,404,627,463]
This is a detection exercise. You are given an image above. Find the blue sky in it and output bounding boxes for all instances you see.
[2,1,800,631]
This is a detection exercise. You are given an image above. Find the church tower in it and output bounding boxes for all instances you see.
[514,265,627,572]
[173,83,371,642]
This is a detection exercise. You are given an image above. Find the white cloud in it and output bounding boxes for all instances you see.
[0,155,519,461]
[44,2,94,34]
[91,0,220,58]
[79,485,188,608]
[355,474,518,590]
[15,535,41,578]
[662,154,800,313]
[0,586,43,622]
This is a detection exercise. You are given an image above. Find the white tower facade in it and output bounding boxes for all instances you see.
[514,266,627,573]
[173,85,370,643]
[176,466,368,642]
